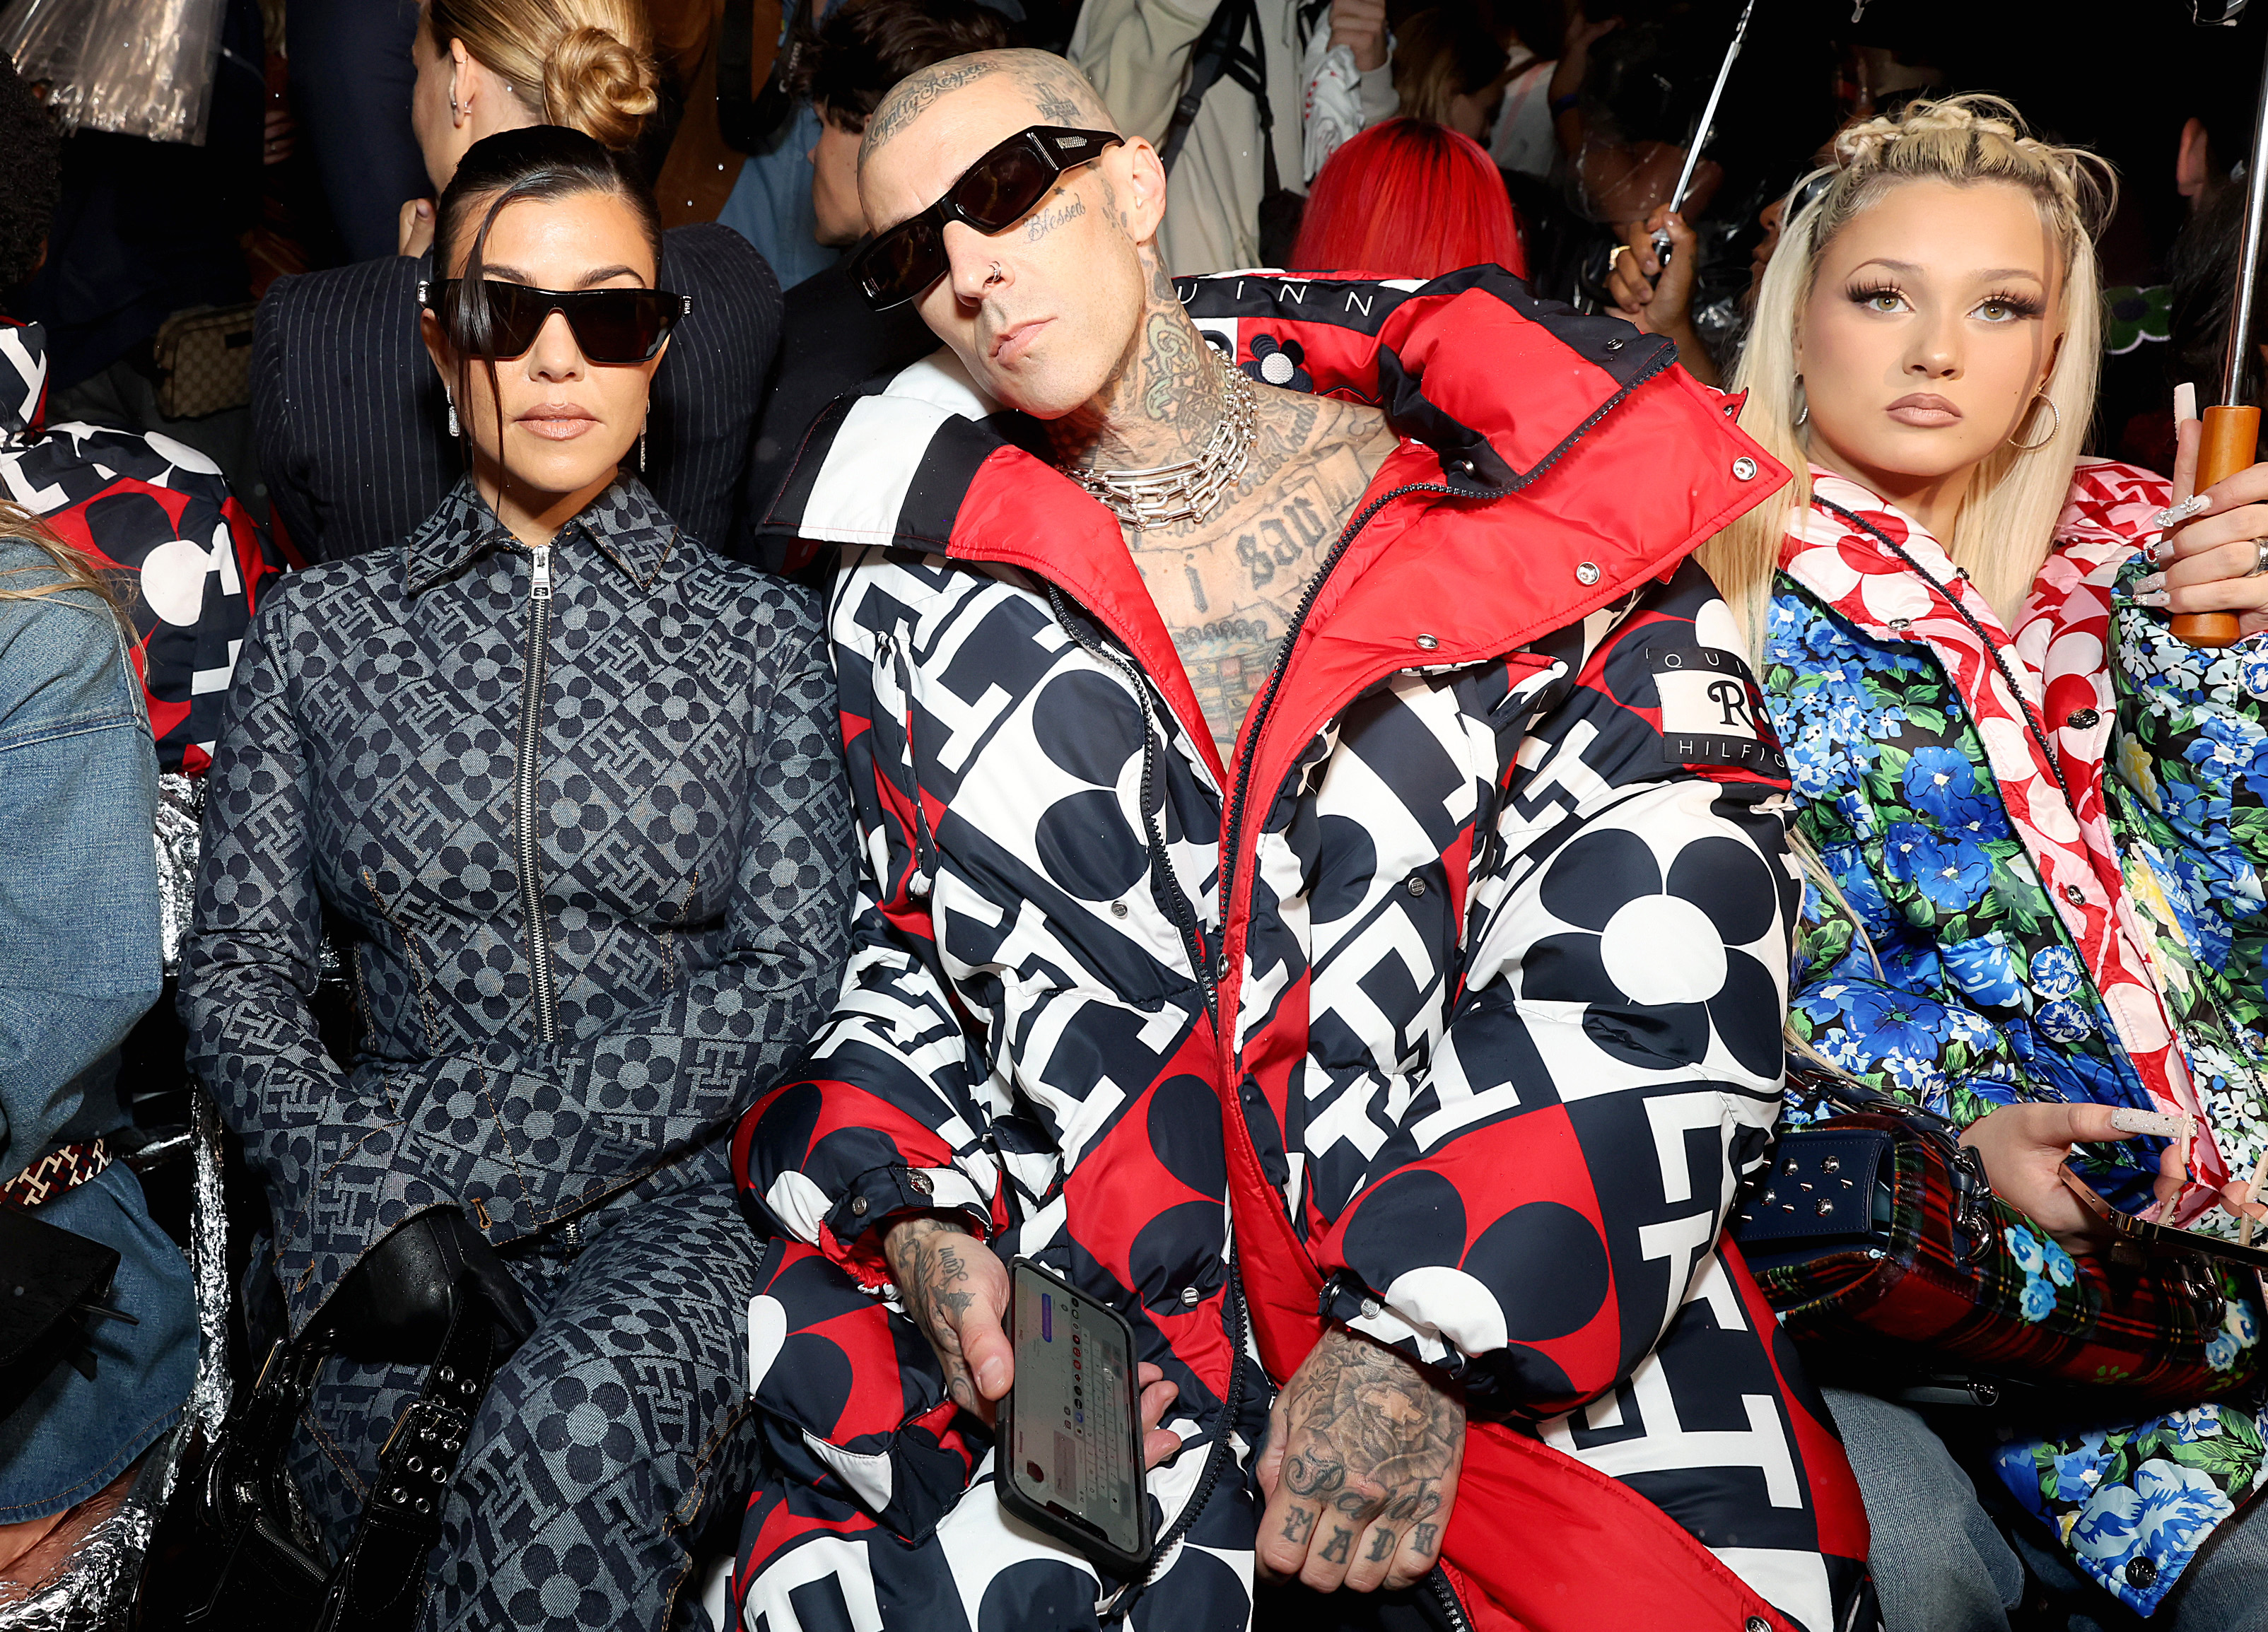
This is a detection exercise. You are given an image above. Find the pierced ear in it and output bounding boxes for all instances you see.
[1119,138,1170,242]
[449,39,472,123]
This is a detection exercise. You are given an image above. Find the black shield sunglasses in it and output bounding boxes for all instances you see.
[416,278,693,364]
[850,125,1125,311]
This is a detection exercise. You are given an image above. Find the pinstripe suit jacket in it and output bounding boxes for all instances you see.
[250,224,781,564]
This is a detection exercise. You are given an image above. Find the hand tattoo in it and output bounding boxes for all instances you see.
[1273,1327,1463,1571]
[884,1216,983,1407]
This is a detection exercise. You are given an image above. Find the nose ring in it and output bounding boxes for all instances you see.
[986,262,1005,284]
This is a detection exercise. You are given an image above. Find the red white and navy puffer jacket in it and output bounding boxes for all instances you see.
[732,268,1876,1632]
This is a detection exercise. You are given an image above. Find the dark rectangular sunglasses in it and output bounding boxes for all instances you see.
[416,278,692,364]
[850,125,1124,311]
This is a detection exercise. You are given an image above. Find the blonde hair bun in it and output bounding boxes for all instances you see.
[544,23,660,151]
[426,0,660,152]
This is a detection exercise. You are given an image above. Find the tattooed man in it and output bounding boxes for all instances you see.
[732,49,1880,1632]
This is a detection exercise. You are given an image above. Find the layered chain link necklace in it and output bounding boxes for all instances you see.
[1063,355,1258,530]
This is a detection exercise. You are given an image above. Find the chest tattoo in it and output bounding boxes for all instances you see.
[1127,391,1398,767]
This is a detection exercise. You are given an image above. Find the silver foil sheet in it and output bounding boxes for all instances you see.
[153,774,204,980]
[0,1097,234,1628]
[0,1421,184,1630]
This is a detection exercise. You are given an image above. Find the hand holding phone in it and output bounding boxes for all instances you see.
[1959,1102,2191,1254]
[884,1221,1184,1459]
[884,1216,1014,1417]
[1000,1261,1186,1576]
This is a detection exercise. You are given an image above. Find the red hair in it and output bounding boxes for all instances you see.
[1289,119,1526,281]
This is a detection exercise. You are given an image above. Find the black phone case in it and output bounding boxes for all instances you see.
[998,1258,1153,1579]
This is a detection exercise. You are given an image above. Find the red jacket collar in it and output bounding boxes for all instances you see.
[780,269,1787,768]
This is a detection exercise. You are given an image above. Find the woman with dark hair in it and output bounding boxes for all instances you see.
[252,0,781,569]
[1289,117,1526,279]
[180,127,854,1630]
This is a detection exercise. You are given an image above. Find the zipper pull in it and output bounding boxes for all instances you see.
[530,543,552,603]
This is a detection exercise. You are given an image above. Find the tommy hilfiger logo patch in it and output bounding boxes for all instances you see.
[1649,644,1786,775]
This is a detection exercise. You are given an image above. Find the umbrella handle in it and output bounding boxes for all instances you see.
[2172,404,2258,649]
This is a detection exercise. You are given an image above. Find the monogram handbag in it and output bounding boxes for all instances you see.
[152,304,258,420]
[1731,1076,2266,1408]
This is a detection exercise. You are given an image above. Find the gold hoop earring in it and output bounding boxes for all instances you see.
[2010,394,2059,452]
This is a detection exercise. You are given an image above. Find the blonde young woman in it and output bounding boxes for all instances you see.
[1702,95,2268,1627]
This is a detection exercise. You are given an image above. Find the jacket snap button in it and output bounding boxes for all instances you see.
[1180,1286,1202,1307]
[1360,1298,1382,1317]
[2062,884,2086,906]
[2066,707,2100,729]
[1746,1620,1772,1632]
[850,1196,869,1216]
[2127,1557,2158,1588]
[1603,336,1624,351]
[1111,900,1129,917]
[1732,457,1758,481]
[1406,877,1426,897]
[1575,562,1601,585]
[1888,618,1912,633]
[907,1169,933,1195]
[1415,633,1439,650]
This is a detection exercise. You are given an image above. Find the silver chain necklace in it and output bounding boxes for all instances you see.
[1064,356,1258,530]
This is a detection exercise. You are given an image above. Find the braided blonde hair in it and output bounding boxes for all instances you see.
[423,0,659,152]
[1699,94,2116,657]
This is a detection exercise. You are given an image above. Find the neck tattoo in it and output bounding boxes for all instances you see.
[1062,353,1258,531]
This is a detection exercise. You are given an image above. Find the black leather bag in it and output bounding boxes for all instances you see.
[138,1208,534,1632]
[0,1206,130,1419]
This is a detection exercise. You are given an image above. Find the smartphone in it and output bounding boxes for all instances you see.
[2057,1164,2268,1272]
[998,1258,1152,1578]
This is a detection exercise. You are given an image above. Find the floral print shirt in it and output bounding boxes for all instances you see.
[1768,463,2268,1614]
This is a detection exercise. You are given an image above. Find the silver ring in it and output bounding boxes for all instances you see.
[986,262,1005,284]
[1608,243,1632,269]
[2250,538,2268,577]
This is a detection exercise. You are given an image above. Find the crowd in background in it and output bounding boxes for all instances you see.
[3,0,2262,525]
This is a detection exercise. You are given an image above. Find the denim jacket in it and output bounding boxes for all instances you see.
[0,536,161,1168]
[178,479,855,1334]
[0,535,196,1522]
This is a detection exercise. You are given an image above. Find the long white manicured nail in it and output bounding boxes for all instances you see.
[2152,494,2211,529]
[2176,381,2199,425]
[2136,573,2165,596]
[2110,1107,2192,1137]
